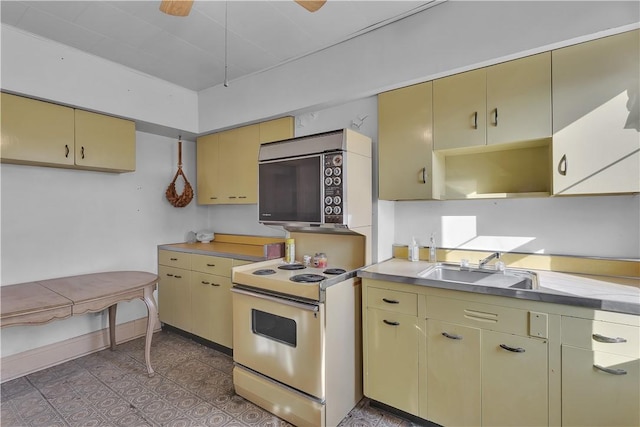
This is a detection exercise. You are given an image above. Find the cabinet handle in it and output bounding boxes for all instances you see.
[207,263,216,267]
[239,196,247,199]
[592,333,627,344]
[594,364,627,375]
[201,281,210,285]
[558,154,567,176]
[81,146,85,159]
[174,275,182,279]
[211,283,221,287]
[65,144,70,158]
[170,258,178,261]
[383,320,400,326]
[442,332,463,340]
[229,196,237,199]
[473,111,478,129]
[210,197,218,200]
[166,273,174,277]
[421,167,427,184]
[493,108,498,126]
[499,344,525,353]
[382,298,399,304]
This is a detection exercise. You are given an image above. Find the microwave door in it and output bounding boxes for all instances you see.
[259,155,322,224]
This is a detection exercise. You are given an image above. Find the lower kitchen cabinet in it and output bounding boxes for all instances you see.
[158,249,251,349]
[561,316,640,427]
[426,320,481,426]
[481,330,548,427]
[365,308,420,416]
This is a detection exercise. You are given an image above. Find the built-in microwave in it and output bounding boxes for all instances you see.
[258,130,348,226]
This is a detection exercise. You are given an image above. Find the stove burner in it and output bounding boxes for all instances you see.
[289,274,326,283]
[252,269,276,275]
[323,268,347,275]
[278,264,306,271]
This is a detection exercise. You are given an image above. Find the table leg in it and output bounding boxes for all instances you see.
[108,304,117,350]
[142,284,158,376]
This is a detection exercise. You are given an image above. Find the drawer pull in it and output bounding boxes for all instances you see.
[499,344,525,353]
[174,275,182,279]
[594,364,627,375]
[442,332,463,340]
[201,281,210,285]
[166,273,174,277]
[382,298,399,304]
[207,263,216,267]
[170,258,178,261]
[383,320,400,326]
[211,283,221,287]
[592,333,627,344]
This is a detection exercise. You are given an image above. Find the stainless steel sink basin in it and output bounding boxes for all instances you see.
[419,263,538,290]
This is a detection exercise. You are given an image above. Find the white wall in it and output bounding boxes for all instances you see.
[0,133,208,356]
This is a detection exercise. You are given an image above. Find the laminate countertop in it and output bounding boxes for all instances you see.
[158,234,285,262]
[358,258,640,315]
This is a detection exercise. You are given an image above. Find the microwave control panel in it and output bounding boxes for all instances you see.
[322,152,344,224]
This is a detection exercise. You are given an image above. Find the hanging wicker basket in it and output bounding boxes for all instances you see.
[166,138,194,208]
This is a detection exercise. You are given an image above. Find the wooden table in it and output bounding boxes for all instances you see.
[0,271,159,376]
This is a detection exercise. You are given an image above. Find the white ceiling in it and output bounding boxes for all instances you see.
[1,0,437,91]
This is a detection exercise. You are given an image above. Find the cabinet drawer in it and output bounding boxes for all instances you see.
[427,295,529,336]
[562,316,639,358]
[367,287,418,316]
[158,250,190,269]
[191,254,233,276]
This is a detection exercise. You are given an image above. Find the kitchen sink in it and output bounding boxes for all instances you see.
[419,263,538,290]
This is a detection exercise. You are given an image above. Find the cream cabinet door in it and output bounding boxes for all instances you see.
[426,320,481,427]
[552,29,640,195]
[196,133,220,204]
[481,330,548,427]
[378,82,441,200]
[1,93,75,166]
[74,109,135,172]
[191,272,233,347]
[487,52,551,146]
[433,68,486,150]
[365,308,419,416]
[259,117,294,144]
[158,265,191,331]
[218,124,260,203]
[562,345,640,427]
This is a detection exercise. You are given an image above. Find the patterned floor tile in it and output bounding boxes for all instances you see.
[0,330,413,427]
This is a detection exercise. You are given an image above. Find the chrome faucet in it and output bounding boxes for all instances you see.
[479,252,501,268]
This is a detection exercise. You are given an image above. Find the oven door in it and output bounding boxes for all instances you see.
[232,287,325,399]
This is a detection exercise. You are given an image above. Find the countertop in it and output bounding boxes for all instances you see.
[358,258,640,315]
[158,234,285,262]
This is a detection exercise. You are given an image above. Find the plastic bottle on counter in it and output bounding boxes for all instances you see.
[429,233,437,263]
[408,237,419,262]
[285,238,296,264]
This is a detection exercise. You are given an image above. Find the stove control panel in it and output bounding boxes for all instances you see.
[323,152,344,224]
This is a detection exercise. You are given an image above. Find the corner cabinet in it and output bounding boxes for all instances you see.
[196,116,293,205]
[1,93,136,172]
[552,29,640,196]
[378,82,443,200]
[158,249,251,349]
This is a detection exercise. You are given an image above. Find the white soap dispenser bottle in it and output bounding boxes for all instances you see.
[429,233,437,263]
[408,237,419,262]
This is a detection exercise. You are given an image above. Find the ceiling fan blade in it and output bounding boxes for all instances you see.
[294,0,327,13]
[159,0,194,17]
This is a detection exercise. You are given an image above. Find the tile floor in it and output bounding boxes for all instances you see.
[1,330,418,427]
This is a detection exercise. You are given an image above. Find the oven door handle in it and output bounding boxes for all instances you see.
[231,287,319,312]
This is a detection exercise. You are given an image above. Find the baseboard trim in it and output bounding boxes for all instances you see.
[1,317,161,383]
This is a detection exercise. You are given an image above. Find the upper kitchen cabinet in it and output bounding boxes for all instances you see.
[552,29,640,196]
[196,133,220,204]
[378,82,444,201]
[1,93,136,173]
[1,93,75,167]
[218,124,260,204]
[434,52,551,151]
[196,117,293,205]
[74,109,135,172]
[259,117,294,144]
